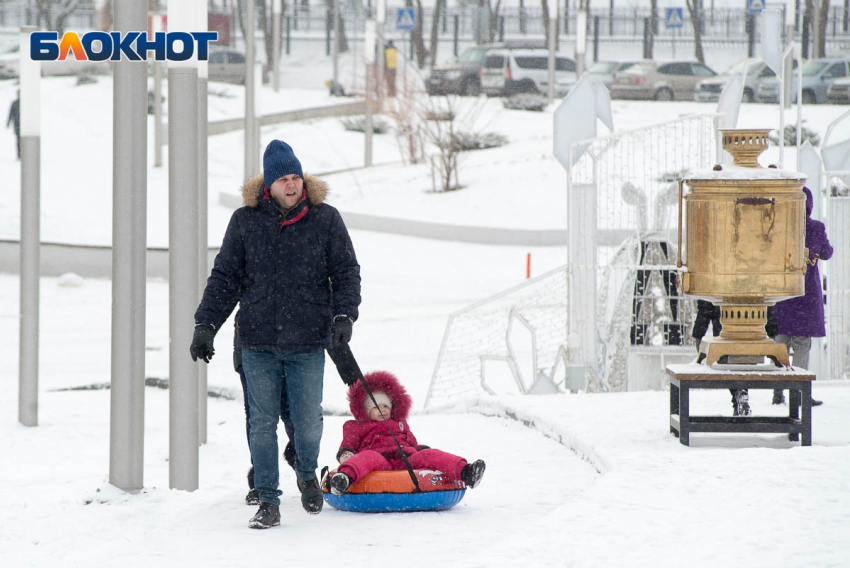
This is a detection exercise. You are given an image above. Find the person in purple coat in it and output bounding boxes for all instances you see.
[772,187,833,406]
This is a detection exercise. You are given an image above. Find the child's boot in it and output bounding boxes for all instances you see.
[461,459,486,489]
[330,472,351,496]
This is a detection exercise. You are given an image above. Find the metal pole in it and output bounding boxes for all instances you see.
[153,14,164,168]
[19,26,40,428]
[547,13,557,102]
[168,3,200,492]
[784,0,795,108]
[110,0,148,492]
[365,18,376,167]
[377,0,386,109]
[196,0,209,447]
[245,0,257,179]
[273,0,282,92]
[576,9,587,79]
[332,0,339,87]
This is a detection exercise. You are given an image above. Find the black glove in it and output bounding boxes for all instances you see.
[190,324,216,363]
[327,344,359,386]
[332,315,353,347]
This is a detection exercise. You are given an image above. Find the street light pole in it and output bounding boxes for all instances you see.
[168,0,200,492]
[19,26,41,429]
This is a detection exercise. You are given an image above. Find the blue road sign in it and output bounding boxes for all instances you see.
[747,0,765,14]
[397,8,415,31]
[665,8,684,29]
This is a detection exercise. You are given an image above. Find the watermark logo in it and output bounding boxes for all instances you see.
[30,31,219,62]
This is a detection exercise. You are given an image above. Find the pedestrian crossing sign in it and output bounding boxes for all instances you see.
[665,7,684,29]
[397,8,415,31]
[748,0,765,13]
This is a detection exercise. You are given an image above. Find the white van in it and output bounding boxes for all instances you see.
[481,48,577,97]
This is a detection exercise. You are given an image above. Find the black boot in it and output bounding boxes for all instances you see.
[461,459,486,489]
[733,389,752,417]
[772,390,786,405]
[245,467,259,505]
[297,477,323,514]
[248,502,280,529]
[283,441,297,470]
[330,472,351,496]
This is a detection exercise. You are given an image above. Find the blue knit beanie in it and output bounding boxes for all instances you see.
[263,140,303,189]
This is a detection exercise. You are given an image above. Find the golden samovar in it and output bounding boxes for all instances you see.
[677,129,807,366]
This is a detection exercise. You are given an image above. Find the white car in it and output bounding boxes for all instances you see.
[481,48,577,97]
[694,58,774,103]
[0,43,110,79]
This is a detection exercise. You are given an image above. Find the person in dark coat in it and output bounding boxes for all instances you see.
[691,300,779,415]
[772,186,833,405]
[328,370,486,496]
[6,91,20,159]
[191,140,361,529]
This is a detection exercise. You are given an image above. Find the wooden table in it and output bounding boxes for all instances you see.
[666,363,815,446]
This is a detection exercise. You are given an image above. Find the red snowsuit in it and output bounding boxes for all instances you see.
[336,370,468,483]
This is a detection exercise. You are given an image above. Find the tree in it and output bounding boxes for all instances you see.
[35,0,85,36]
[429,0,444,67]
[805,0,831,58]
[407,0,427,69]
[685,0,706,64]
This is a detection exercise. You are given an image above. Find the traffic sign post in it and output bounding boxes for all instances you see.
[665,8,683,29]
[397,8,415,30]
[748,0,765,14]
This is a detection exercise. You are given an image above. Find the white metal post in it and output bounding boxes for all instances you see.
[546,0,557,103]
[273,0,282,92]
[196,0,210,446]
[365,19,376,167]
[153,14,164,168]
[110,3,148,493]
[168,2,200,492]
[245,0,258,178]
[19,26,41,428]
[332,0,339,87]
[576,10,588,78]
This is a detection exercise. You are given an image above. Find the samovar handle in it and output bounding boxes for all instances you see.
[677,179,684,269]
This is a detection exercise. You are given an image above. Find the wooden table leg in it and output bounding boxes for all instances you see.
[679,383,690,446]
[789,388,800,442]
[801,383,812,446]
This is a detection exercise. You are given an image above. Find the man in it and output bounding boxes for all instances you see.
[6,91,20,159]
[191,140,361,529]
[384,40,397,97]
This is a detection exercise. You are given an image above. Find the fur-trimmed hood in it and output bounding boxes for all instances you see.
[347,371,413,422]
[241,173,328,208]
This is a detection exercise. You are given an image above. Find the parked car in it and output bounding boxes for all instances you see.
[694,58,777,103]
[610,60,717,101]
[827,76,850,104]
[587,60,648,90]
[757,58,850,104]
[427,41,545,97]
[0,43,110,79]
[208,47,247,84]
[427,45,491,96]
[480,48,577,97]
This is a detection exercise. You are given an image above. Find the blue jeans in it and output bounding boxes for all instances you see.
[242,347,325,506]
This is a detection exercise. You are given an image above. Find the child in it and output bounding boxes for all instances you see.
[329,370,486,496]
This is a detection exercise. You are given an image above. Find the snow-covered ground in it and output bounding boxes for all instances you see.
[1,63,850,567]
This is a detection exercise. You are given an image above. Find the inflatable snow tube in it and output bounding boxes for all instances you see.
[322,469,466,513]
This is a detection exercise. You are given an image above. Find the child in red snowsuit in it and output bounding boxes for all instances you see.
[329,370,486,495]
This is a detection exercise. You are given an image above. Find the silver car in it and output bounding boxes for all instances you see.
[827,77,850,104]
[610,60,717,101]
[208,47,247,84]
[694,58,775,103]
[757,58,850,104]
[587,60,648,90]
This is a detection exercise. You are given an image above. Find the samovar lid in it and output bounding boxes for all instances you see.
[685,128,806,182]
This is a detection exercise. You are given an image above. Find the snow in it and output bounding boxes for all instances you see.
[2,62,850,568]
